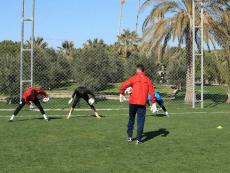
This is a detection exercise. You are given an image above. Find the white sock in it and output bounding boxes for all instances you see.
[43,114,48,120]
[95,112,100,118]
[67,113,71,119]
[10,115,15,121]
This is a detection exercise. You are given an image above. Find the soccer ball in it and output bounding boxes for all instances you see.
[88,98,95,105]
[125,87,133,95]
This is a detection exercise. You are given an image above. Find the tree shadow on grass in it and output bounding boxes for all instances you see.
[142,128,170,143]
[16,116,63,122]
[69,114,105,119]
[48,117,63,121]
[149,114,168,117]
[174,92,227,107]
[203,94,228,107]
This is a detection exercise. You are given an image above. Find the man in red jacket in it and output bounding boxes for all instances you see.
[9,87,49,122]
[120,64,157,144]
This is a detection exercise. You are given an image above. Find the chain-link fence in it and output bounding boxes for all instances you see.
[0,0,229,111]
[0,40,229,109]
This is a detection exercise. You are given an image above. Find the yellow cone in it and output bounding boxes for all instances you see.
[217,125,223,129]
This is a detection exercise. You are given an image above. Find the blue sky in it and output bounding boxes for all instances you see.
[0,0,151,48]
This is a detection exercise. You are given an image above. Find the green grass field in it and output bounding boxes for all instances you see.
[0,100,230,173]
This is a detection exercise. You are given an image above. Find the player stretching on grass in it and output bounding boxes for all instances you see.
[9,87,49,122]
[148,92,169,117]
[120,64,157,144]
[67,86,101,119]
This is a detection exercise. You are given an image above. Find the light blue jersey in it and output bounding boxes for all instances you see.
[148,92,162,101]
[148,92,168,114]
[154,92,162,101]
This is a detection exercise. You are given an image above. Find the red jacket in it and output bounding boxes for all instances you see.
[120,72,156,106]
[22,87,48,104]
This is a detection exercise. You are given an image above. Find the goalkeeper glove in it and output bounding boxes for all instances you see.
[150,103,157,113]
[68,98,73,104]
[29,102,34,110]
[119,94,126,102]
[43,97,49,103]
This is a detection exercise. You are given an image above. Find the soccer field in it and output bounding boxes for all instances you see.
[0,101,229,173]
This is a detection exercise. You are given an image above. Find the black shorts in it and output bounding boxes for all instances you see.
[72,95,90,108]
[71,87,96,108]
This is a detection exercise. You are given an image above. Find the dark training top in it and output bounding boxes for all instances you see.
[72,87,95,99]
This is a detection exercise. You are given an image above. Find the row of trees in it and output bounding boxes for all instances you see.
[0,35,229,99]
[0,38,157,95]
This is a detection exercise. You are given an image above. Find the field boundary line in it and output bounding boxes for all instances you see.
[0,108,128,111]
[0,111,229,118]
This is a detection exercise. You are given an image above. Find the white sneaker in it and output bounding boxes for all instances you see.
[136,140,142,145]
[95,112,101,119]
[9,115,15,122]
[43,114,49,121]
[67,113,71,119]
[165,112,169,117]
[128,137,132,142]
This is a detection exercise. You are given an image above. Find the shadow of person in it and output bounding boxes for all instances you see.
[142,128,170,143]
[16,116,62,122]
[48,117,63,121]
[69,114,105,119]
[151,114,167,117]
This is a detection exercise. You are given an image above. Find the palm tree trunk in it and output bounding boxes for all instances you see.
[225,49,230,103]
[227,87,230,103]
[184,27,193,104]
[119,1,125,35]
[135,0,141,33]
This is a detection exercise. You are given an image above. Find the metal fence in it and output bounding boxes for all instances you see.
[0,0,229,110]
[0,41,229,109]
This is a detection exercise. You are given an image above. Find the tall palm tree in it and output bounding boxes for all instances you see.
[114,30,140,58]
[119,0,126,35]
[135,0,141,33]
[141,0,229,104]
[60,41,74,50]
[214,7,230,102]
[26,37,48,49]
[58,41,75,60]
[83,39,107,49]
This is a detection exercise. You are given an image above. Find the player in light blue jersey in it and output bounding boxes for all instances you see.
[148,92,169,117]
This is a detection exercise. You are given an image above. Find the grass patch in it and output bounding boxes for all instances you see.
[0,101,230,173]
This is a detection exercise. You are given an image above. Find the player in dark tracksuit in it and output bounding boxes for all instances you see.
[148,92,169,117]
[67,86,101,119]
[9,87,49,122]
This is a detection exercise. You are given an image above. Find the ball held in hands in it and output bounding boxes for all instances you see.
[88,98,95,105]
[42,97,49,103]
[124,87,133,95]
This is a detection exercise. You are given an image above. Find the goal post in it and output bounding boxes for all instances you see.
[19,0,35,99]
[192,0,204,108]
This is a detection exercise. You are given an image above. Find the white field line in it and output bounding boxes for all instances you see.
[0,111,229,118]
[171,112,230,115]
[0,108,128,111]
[0,107,230,115]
